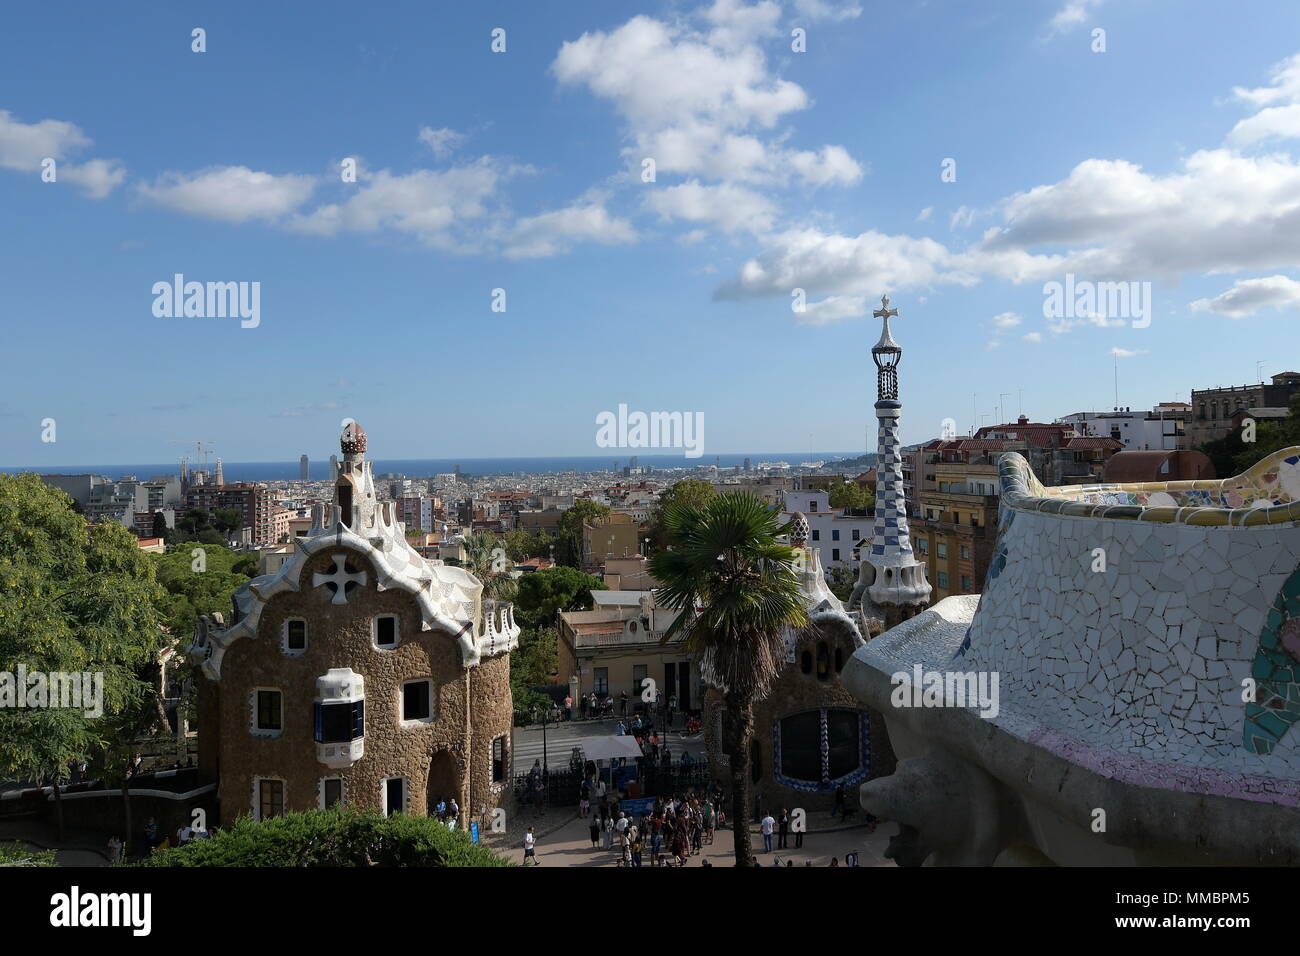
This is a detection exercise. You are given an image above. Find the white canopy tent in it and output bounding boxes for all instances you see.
[580,735,644,762]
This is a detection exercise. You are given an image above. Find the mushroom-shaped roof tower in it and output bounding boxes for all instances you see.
[341,420,367,455]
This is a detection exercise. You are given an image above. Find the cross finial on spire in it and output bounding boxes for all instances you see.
[873,294,898,320]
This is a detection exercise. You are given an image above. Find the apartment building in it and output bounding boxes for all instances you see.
[557,594,691,709]
[780,490,874,570]
[581,512,641,571]
[1187,372,1300,447]
[1059,405,1186,452]
[910,456,1000,601]
[185,482,280,545]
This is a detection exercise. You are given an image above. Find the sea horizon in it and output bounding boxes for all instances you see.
[4,451,872,483]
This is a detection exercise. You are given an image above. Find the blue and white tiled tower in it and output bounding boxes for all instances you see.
[851,295,931,628]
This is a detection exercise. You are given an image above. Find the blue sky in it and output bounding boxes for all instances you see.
[3,0,1300,466]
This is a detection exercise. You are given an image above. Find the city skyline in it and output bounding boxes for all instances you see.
[3,0,1299,467]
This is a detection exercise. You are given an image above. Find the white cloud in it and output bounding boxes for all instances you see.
[1110,347,1147,358]
[646,179,777,233]
[991,311,1021,328]
[1232,53,1300,108]
[916,206,933,222]
[792,0,863,22]
[704,0,783,51]
[60,158,127,199]
[714,227,966,301]
[139,166,317,223]
[504,200,636,259]
[0,110,125,198]
[552,8,860,188]
[1047,313,1127,334]
[1048,0,1104,35]
[1189,274,1300,318]
[1022,332,1043,343]
[289,158,521,248]
[418,126,467,159]
[0,110,89,169]
[1229,54,1300,146]
[716,128,1300,301]
[949,205,975,231]
[795,294,866,325]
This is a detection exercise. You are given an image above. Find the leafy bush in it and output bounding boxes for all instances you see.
[133,807,509,867]
[0,841,56,866]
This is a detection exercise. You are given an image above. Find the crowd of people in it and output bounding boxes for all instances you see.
[572,782,727,867]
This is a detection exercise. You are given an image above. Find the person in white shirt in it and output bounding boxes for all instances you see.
[523,827,538,865]
[760,813,776,854]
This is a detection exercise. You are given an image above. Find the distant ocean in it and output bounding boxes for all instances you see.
[5,452,869,482]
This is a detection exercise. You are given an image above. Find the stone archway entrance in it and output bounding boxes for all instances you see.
[426,750,461,815]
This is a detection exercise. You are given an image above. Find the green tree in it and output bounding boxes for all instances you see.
[646,479,716,552]
[554,500,611,568]
[513,566,606,629]
[829,482,875,511]
[650,492,808,867]
[212,508,244,535]
[149,543,255,637]
[1197,427,1249,478]
[0,475,168,837]
[826,563,858,602]
[1229,391,1300,474]
[510,625,561,724]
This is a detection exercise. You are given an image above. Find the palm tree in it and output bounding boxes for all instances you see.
[462,531,513,601]
[650,492,808,866]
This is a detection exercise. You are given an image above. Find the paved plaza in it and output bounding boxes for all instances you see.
[489,811,897,867]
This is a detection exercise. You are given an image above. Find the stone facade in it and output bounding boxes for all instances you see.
[191,423,519,826]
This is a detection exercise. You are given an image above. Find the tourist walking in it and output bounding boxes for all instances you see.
[630,824,643,867]
[523,827,538,865]
[760,812,775,854]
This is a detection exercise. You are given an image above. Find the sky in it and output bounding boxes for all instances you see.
[3,0,1300,467]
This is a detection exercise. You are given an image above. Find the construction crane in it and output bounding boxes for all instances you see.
[168,440,215,471]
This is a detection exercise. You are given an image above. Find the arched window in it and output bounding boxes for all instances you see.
[338,483,353,526]
[816,642,829,680]
[835,647,844,672]
[800,650,812,674]
[774,708,868,789]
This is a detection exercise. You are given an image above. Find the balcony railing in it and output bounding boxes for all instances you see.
[571,629,682,649]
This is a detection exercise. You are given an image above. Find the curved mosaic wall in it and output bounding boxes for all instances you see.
[953,447,1300,804]
[999,446,1300,526]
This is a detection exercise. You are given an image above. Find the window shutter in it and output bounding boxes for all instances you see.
[354,699,365,739]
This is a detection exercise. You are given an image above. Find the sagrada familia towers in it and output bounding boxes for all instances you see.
[850,295,932,633]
